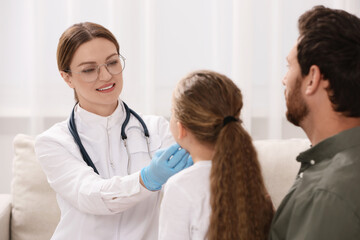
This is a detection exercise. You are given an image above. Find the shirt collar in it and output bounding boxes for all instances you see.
[297,126,360,164]
[75,100,126,129]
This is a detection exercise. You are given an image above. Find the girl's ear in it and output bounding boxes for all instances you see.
[60,71,75,88]
[176,121,187,139]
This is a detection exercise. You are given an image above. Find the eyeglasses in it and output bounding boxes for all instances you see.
[66,54,126,83]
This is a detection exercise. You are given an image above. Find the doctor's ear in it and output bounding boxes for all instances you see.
[60,71,75,88]
[176,121,187,140]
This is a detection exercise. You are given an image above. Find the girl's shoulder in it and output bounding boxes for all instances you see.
[166,161,212,193]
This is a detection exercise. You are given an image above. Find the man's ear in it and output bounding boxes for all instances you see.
[176,121,187,139]
[60,71,75,88]
[304,65,325,95]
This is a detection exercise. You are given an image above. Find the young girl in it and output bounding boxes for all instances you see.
[159,70,274,240]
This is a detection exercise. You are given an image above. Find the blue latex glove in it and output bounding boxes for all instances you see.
[141,143,193,191]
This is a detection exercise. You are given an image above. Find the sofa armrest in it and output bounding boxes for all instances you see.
[0,193,11,240]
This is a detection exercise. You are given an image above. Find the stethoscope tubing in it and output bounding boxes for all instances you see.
[68,105,100,174]
[68,101,151,175]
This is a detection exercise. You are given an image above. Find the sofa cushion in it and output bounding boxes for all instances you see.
[254,138,310,208]
[0,194,11,240]
[11,134,60,240]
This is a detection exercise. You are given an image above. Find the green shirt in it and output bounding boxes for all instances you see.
[269,126,360,240]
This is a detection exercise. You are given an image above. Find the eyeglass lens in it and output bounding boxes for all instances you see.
[79,55,125,82]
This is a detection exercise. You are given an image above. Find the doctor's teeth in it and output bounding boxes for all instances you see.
[98,84,114,91]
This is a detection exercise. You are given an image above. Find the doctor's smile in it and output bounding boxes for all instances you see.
[96,83,116,92]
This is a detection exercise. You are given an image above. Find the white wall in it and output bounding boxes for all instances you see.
[0,0,359,193]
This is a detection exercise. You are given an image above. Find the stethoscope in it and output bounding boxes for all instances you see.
[68,101,152,175]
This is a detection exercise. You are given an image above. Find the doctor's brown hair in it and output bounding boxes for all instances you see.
[173,70,274,240]
[56,22,120,102]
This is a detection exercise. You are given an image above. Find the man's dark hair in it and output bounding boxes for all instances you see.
[297,5,360,117]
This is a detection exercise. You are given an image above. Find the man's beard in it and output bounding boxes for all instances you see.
[286,76,309,126]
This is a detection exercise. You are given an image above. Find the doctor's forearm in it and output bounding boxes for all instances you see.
[99,172,156,213]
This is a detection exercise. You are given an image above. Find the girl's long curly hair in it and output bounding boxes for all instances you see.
[173,70,274,240]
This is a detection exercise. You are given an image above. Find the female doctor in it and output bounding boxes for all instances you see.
[34,22,192,240]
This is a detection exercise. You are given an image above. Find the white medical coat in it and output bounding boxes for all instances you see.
[34,101,174,240]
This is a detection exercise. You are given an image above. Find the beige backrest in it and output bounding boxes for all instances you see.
[254,138,310,208]
[12,134,60,240]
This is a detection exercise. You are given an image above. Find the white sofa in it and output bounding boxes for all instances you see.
[0,134,310,240]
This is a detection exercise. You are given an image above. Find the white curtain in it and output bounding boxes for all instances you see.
[0,0,359,193]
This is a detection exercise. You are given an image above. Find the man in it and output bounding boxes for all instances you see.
[269,5,360,240]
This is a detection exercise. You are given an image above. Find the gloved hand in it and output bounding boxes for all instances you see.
[141,143,193,191]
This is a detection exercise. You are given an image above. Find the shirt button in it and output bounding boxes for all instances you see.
[310,160,315,165]
[299,172,304,178]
